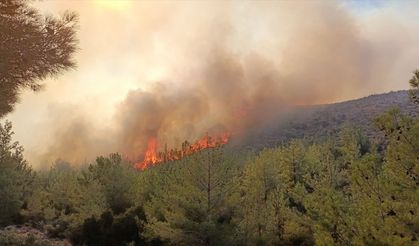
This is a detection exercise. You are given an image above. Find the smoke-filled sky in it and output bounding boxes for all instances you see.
[5,0,419,168]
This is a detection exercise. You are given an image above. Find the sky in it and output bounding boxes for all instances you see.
[4,0,419,168]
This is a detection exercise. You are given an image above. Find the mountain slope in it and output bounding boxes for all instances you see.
[243,90,417,149]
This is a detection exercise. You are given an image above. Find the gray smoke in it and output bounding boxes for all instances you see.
[20,1,419,167]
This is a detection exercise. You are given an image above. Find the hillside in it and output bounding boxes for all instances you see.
[243,90,417,149]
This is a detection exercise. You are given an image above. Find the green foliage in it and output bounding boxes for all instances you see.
[26,162,107,238]
[144,148,240,245]
[82,153,137,214]
[374,109,419,244]
[24,154,150,245]
[303,138,354,245]
[237,143,313,245]
[4,112,417,245]
[0,121,33,226]
[2,81,418,245]
[0,226,69,246]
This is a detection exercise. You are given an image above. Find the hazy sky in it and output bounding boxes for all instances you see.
[4,0,419,167]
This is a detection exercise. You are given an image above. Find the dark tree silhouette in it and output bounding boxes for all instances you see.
[0,0,78,117]
[409,69,419,104]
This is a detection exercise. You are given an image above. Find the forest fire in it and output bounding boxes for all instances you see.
[135,132,231,170]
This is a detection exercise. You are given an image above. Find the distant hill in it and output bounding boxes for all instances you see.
[241,90,417,149]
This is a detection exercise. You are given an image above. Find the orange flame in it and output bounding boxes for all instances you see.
[135,132,230,170]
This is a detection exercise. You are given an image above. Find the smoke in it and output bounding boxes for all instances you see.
[13,1,419,167]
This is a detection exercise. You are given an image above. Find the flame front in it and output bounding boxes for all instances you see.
[135,132,230,170]
[136,137,162,170]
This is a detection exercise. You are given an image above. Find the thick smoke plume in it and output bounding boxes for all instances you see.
[20,1,419,167]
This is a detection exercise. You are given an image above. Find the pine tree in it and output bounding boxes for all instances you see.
[144,147,238,245]
[374,109,419,244]
[82,153,137,214]
[303,139,355,245]
[348,147,388,244]
[0,0,78,117]
[26,162,107,238]
[238,148,282,244]
[237,142,313,245]
[0,120,33,225]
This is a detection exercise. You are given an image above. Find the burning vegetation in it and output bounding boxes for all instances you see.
[25,0,419,172]
[135,132,230,169]
[1,0,419,245]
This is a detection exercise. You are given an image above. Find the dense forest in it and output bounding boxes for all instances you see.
[1,0,418,245]
[0,89,418,245]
